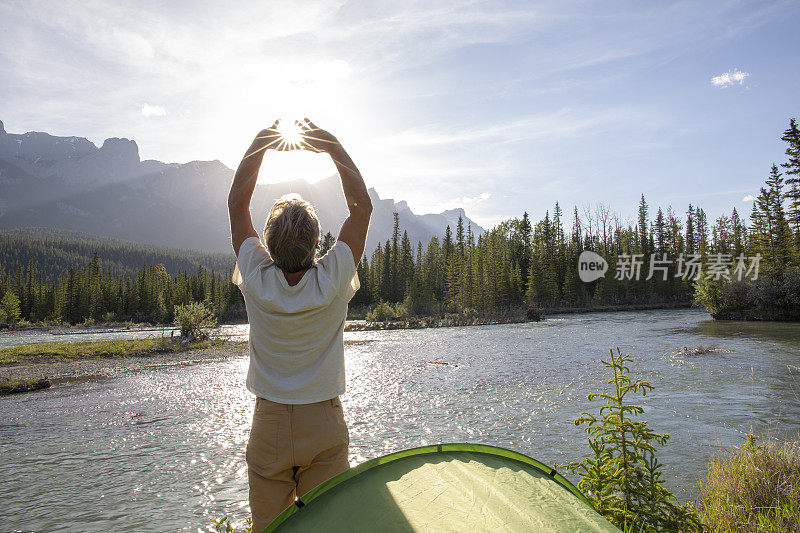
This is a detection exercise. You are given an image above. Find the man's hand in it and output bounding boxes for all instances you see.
[252,119,297,154]
[298,118,372,265]
[298,118,341,154]
[229,120,292,256]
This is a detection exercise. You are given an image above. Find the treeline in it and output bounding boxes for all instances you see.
[348,193,738,314]
[696,118,800,320]
[351,203,697,315]
[0,228,234,279]
[0,252,244,325]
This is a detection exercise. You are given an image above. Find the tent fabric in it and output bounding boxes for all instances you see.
[264,443,618,532]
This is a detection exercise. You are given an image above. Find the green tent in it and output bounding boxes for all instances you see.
[264,443,618,532]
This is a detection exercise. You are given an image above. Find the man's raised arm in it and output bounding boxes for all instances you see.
[300,119,372,264]
[228,121,282,256]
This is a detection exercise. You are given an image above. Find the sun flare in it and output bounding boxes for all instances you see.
[276,119,303,148]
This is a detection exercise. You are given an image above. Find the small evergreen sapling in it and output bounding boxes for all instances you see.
[565,348,701,531]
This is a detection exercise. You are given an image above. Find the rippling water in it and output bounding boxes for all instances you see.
[1,309,799,531]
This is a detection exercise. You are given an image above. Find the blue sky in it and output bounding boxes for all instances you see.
[1,0,798,228]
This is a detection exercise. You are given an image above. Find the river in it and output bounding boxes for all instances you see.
[1,309,799,531]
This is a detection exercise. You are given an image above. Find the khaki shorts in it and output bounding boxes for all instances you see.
[247,396,350,532]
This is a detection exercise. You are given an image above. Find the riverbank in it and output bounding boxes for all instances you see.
[0,320,146,333]
[345,313,529,331]
[0,337,221,364]
[711,310,800,322]
[1,303,698,338]
[0,339,248,384]
[546,301,694,315]
[345,301,695,331]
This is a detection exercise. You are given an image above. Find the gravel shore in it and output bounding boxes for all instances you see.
[0,341,249,383]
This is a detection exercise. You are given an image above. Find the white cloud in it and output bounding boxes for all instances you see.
[428,192,492,214]
[711,68,750,88]
[457,192,491,204]
[386,107,648,149]
[141,103,166,117]
[742,194,755,202]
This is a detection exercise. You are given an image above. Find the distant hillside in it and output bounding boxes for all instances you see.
[0,119,484,253]
[0,228,235,280]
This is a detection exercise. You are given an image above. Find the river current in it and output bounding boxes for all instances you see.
[1,309,799,531]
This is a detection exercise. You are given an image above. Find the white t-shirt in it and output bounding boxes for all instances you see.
[232,237,360,404]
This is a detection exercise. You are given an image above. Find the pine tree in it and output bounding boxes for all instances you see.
[754,165,795,277]
[445,249,461,310]
[780,118,800,242]
[456,215,465,258]
[665,207,683,258]
[731,208,747,257]
[695,207,708,262]
[652,207,664,255]
[749,199,766,257]
[425,236,444,303]
[443,226,458,309]
[24,259,35,320]
[399,231,414,299]
[565,348,701,531]
[318,232,336,257]
[391,212,401,301]
[769,164,797,269]
[519,212,533,291]
[710,214,732,255]
[685,205,696,255]
[382,238,392,301]
[638,195,649,255]
[553,203,566,292]
[370,242,384,302]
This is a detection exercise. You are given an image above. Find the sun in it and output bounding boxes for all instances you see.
[276,118,303,148]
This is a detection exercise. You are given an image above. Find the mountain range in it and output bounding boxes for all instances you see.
[0,120,483,254]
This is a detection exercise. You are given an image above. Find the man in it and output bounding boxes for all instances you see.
[228,118,372,531]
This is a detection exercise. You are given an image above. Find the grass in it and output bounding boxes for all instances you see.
[0,337,217,364]
[696,434,800,532]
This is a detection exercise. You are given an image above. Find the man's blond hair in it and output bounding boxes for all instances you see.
[264,194,321,273]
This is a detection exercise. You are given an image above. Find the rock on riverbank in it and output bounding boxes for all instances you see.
[0,378,51,395]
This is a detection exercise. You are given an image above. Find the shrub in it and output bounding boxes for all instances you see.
[173,301,217,340]
[564,347,701,531]
[694,275,726,316]
[697,434,800,531]
[0,290,21,323]
[366,301,408,322]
